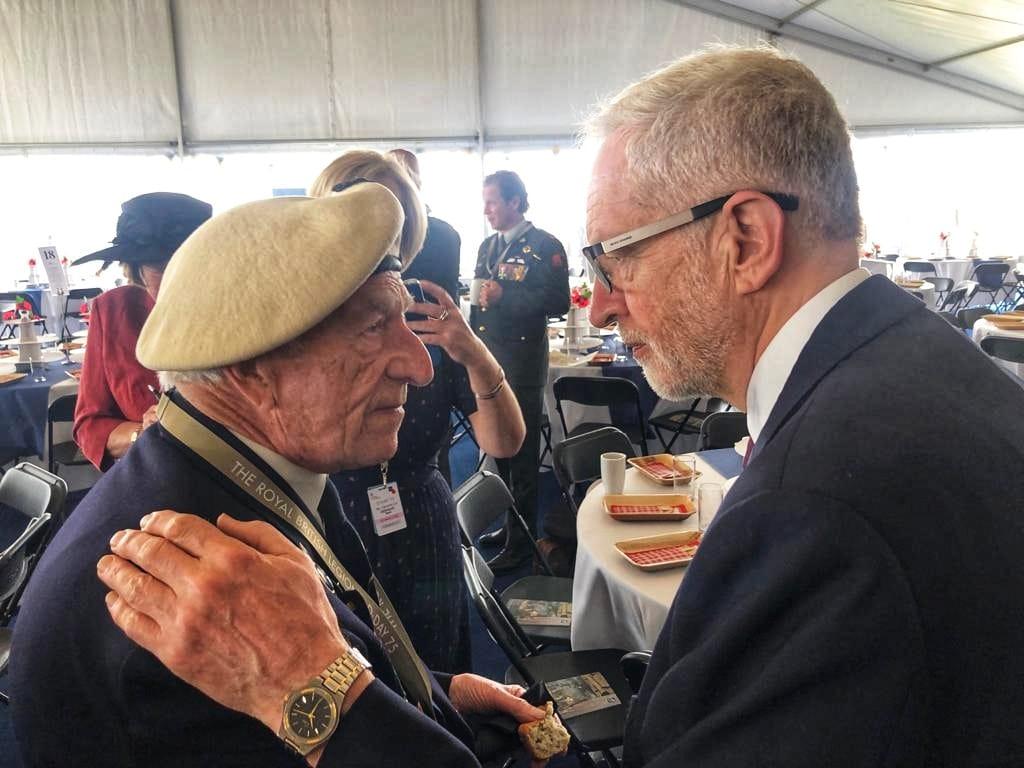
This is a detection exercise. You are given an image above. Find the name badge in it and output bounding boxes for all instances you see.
[368,482,407,536]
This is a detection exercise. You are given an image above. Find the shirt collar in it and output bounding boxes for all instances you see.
[500,219,530,245]
[231,431,327,522]
[745,268,869,443]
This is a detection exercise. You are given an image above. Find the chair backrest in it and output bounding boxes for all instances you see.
[882,254,900,261]
[460,546,535,674]
[903,261,936,274]
[454,470,554,573]
[552,427,635,513]
[553,375,641,409]
[0,464,66,622]
[697,411,750,451]
[928,276,954,293]
[981,336,1024,364]
[957,306,992,330]
[67,288,102,302]
[970,262,1010,290]
[940,281,977,311]
[453,470,516,544]
[48,393,78,424]
[937,311,959,327]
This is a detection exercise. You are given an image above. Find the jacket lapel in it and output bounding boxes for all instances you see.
[753,275,924,458]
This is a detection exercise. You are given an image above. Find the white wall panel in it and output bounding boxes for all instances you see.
[330,0,477,138]
[781,39,1024,126]
[481,0,763,137]
[0,0,178,144]
[173,0,332,142]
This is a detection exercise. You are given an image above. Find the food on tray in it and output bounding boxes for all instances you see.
[589,352,615,364]
[518,701,570,760]
[630,455,695,481]
[624,537,702,566]
[609,502,687,515]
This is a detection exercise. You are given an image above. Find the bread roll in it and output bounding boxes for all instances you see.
[517,701,570,760]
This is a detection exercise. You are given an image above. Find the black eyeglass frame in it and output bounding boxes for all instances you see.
[582,191,799,291]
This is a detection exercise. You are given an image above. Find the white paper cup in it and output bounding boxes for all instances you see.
[600,452,626,495]
[470,278,485,306]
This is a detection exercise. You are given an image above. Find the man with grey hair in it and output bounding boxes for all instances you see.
[94,46,1024,766]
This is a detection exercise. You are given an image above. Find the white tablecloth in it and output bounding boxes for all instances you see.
[571,454,731,651]
[859,258,975,286]
[973,318,1024,378]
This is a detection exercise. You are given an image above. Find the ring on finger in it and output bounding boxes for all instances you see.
[436,308,449,321]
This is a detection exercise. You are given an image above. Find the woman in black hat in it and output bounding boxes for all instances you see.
[72,192,211,470]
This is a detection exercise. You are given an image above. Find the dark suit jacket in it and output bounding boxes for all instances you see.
[406,216,461,303]
[471,225,569,387]
[623,276,1024,767]
[12,395,477,767]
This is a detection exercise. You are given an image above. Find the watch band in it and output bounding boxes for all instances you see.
[319,649,368,698]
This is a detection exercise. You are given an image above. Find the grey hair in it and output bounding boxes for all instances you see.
[584,44,861,244]
[158,369,225,390]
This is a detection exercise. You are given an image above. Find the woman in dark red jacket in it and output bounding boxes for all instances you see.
[72,193,211,470]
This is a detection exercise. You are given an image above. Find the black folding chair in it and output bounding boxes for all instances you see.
[882,254,900,261]
[696,411,749,451]
[552,427,635,517]
[462,545,631,761]
[454,471,572,646]
[927,277,954,307]
[47,395,90,478]
[956,306,993,332]
[62,287,101,340]
[648,397,729,453]
[0,463,66,703]
[553,376,649,456]
[980,337,1024,365]
[969,262,1010,309]
[903,261,936,277]
[939,281,977,314]
[937,311,959,328]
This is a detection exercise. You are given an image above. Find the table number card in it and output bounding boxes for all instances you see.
[38,246,69,295]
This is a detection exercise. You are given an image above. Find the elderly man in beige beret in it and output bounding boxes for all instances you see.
[10,183,557,768]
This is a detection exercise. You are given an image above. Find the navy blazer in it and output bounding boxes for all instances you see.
[11,396,477,767]
[623,276,1024,767]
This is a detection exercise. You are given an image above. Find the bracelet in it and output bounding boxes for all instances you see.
[474,368,506,401]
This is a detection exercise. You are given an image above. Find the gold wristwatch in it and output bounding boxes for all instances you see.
[279,646,371,756]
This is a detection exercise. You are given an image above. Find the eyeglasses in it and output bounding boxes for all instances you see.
[582,191,799,292]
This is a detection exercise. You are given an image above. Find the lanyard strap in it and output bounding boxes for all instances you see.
[156,395,435,717]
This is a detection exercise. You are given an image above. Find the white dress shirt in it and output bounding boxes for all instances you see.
[745,268,869,443]
[233,432,327,525]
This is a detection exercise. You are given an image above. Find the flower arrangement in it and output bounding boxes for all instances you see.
[28,258,36,268]
[2,296,35,322]
[570,283,592,310]
[872,243,881,256]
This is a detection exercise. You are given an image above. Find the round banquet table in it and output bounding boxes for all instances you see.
[0,361,81,459]
[972,317,1024,379]
[571,447,742,651]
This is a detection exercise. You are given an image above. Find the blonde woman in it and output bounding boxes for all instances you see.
[312,152,524,672]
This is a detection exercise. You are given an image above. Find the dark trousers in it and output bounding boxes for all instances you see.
[494,384,543,545]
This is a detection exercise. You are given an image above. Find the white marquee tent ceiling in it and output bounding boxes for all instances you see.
[1,0,1022,152]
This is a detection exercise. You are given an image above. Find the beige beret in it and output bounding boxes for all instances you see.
[136,183,403,371]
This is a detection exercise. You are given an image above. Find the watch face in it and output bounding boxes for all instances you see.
[285,687,337,742]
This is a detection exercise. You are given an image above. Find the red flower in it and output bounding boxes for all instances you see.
[79,302,89,314]
[28,258,36,267]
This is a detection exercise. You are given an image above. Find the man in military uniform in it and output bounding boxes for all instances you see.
[472,170,569,572]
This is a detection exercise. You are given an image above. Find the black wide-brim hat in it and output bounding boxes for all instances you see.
[72,192,213,268]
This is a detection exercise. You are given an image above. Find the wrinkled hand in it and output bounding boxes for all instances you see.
[479,280,503,308]
[448,674,560,768]
[140,405,159,431]
[405,280,490,367]
[97,511,348,734]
